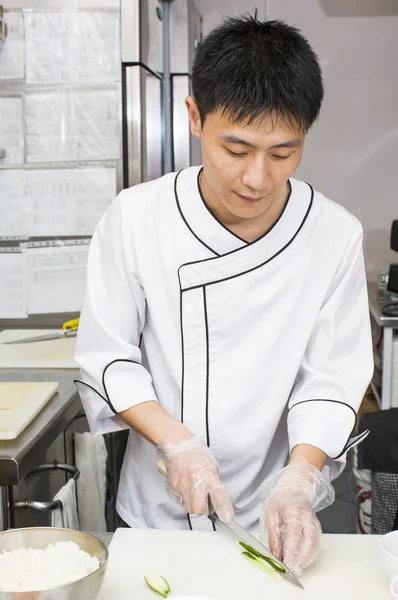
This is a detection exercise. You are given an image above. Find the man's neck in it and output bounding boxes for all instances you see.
[200,173,290,244]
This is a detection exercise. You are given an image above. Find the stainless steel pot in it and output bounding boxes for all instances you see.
[0,527,108,599]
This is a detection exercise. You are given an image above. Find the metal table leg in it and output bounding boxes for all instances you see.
[382,327,394,410]
[0,486,10,531]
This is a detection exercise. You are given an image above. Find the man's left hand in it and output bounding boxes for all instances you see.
[260,462,335,576]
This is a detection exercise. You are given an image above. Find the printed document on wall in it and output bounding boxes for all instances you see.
[24,10,119,84]
[25,89,120,163]
[0,170,28,238]
[0,12,25,80]
[0,252,28,318]
[0,97,24,164]
[25,168,116,236]
[24,243,89,314]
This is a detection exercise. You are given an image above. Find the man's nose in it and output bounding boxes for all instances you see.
[241,158,269,192]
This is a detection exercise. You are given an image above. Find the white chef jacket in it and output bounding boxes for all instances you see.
[75,166,373,533]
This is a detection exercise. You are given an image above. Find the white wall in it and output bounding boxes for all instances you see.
[267,0,398,281]
[196,0,398,280]
[194,0,266,35]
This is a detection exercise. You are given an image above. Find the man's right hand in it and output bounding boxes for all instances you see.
[157,437,234,522]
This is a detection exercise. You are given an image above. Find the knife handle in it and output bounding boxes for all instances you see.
[64,330,78,338]
[63,318,80,331]
[157,459,167,477]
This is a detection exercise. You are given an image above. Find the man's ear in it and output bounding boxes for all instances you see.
[185,96,202,138]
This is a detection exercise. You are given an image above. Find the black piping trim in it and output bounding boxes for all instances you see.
[197,167,248,244]
[177,180,310,529]
[180,285,216,532]
[101,359,144,415]
[76,359,145,415]
[203,286,216,533]
[203,286,210,448]
[180,288,185,423]
[197,167,292,246]
[174,170,219,257]
[288,398,357,420]
[179,282,191,531]
[334,429,370,460]
[288,398,359,460]
[178,183,314,292]
[74,379,117,415]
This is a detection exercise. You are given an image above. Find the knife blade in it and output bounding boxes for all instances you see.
[208,513,304,589]
[156,459,303,589]
[2,330,77,345]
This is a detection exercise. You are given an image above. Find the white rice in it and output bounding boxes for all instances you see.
[0,541,100,592]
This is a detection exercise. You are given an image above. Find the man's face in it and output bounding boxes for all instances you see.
[186,98,306,220]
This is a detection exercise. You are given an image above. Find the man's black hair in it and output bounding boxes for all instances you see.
[191,15,324,131]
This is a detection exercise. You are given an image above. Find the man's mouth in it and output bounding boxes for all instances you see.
[235,192,265,203]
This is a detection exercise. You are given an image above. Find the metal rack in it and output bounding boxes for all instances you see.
[14,461,79,512]
[0,374,81,531]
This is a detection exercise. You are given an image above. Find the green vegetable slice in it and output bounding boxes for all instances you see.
[242,551,283,580]
[144,575,171,597]
[242,551,274,574]
[238,542,286,574]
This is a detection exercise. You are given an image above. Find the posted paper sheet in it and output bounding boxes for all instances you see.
[24,10,120,84]
[0,168,115,238]
[25,168,116,236]
[0,12,25,80]
[24,243,89,314]
[25,89,120,163]
[0,170,28,238]
[0,97,24,164]
[0,252,28,318]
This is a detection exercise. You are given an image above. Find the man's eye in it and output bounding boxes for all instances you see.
[227,148,246,157]
[273,154,291,160]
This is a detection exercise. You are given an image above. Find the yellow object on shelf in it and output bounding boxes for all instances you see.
[63,318,80,331]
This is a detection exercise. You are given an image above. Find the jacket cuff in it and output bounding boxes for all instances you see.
[102,359,158,413]
[75,359,158,435]
[287,398,357,459]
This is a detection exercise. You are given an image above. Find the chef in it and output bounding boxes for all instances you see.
[75,16,373,576]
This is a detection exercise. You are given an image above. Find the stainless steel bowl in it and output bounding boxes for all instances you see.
[0,527,108,600]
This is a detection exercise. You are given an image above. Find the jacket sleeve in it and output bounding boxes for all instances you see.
[287,222,374,479]
[74,191,157,435]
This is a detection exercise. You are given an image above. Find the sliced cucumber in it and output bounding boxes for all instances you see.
[144,575,171,598]
[238,541,286,574]
[241,551,283,580]
[242,551,274,574]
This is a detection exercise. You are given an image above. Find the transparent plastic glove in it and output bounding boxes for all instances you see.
[260,463,335,577]
[157,437,234,522]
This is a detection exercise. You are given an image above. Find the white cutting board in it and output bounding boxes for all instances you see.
[96,529,388,600]
[0,381,59,439]
[0,330,77,368]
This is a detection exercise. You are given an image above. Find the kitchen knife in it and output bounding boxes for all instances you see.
[2,318,80,345]
[156,459,304,590]
[208,512,304,589]
[3,330,78,345]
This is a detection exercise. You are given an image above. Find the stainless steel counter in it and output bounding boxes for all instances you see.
[0,369,81,486]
